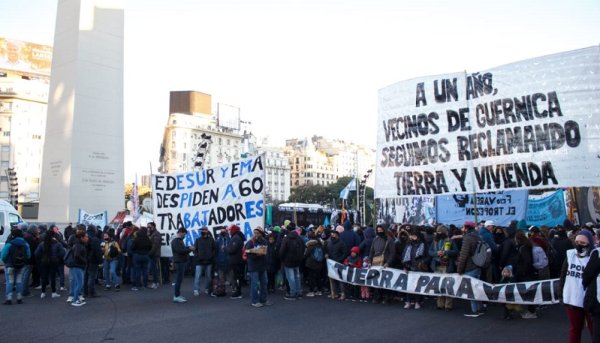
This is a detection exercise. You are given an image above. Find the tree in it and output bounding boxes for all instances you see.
[288,184,328,204]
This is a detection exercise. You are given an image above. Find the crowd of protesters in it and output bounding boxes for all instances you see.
[3,218,600,342]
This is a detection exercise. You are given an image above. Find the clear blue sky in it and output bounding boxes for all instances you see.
[1,0,599,181]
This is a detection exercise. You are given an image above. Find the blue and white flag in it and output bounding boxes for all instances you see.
[526,190,567,227]
[340,178,357,199]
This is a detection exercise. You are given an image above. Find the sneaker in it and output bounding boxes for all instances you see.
[59,287,67,292]
[521,312,538,319]
[193,290,200,296]
[204,289,209,295]
[34,285,42,290]
[306,292,315,297]
[173,296,187,303]
[284,295,297,301]
[71,300,86,307]
[150,283,158,290]
[131,287,139,291]
[464,312,481,318]
[210,292,218,298]
[66,296,74,303]
[251,302,264,308]
[115,285,121,292]
[230,294,243,299]
[414,303,421,310]
[52,293,61,299]
[262,300,273,306]
[404,302,411,309]
[40,293,46,299]
[79,296,85,302]
[315,291,323,296]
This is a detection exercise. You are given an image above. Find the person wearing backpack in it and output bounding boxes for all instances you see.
[1,228,31,305]
[429,225,459,311]
[304,231,324,297]
[514,230,538,319]
[457,221,484,318]
[529,226,551,280]
[102,230,121,291]
[279,225,305,300]
[68,230,89,307]
[35,230,65,299]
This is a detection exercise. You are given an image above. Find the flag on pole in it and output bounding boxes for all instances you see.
[132,180,140,222]
[339,178,357,199]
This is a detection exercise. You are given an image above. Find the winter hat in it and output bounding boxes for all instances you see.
[228,224,241,235]
[253,226,265,235]
[528,226,541,234]
[272,226,281,233]
[577,229,594,246]
[283,220,291,228]
[464,221,476,229]
[484,220,495,227]
[336,225,345,233]
[435,225,448,235]
[287,222,296,231]
[351,247,360,254]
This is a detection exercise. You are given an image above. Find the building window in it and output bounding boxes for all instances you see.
[3,131,9,137]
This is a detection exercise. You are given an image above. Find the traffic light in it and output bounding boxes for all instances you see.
[6,168,18,207]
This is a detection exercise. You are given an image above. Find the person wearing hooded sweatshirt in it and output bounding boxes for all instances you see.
[279,226,305,300]
[213,229,230,297]
[359,227,375,259]
[402,227,428,309]
[35,230,65,299]
[560,230,594,343]
[226,224,246,299]
[429,225,458,311]
[551,225,574,279]
[499,221,519,270]
[340,220,361,257]
[2,228,31,305]
[457,221,483,318]
[326,229,346,299]
[193,227,216,296]
[130,227,153,291]
[514,230,538,319]
[304,231,325,297]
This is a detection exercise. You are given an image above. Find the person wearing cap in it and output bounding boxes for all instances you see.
[171,228,192,303]
[457,221,484,317]
[193,227,216,297]
[226,224,246,299]
[245,226,271,307]
[560,229,594,342]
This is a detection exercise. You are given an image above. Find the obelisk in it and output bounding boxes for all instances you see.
[39,0,124,224]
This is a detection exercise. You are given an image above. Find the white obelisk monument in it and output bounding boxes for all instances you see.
[39,0,124,224]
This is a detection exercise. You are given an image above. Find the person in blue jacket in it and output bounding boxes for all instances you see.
[2,228,31,305]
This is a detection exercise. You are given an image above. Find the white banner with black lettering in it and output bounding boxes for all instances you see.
[327,260,559,305]
[78,209,108,228]
[376,46,600,197]
[152,155,265,257]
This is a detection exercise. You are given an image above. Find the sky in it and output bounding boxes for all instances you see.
[0,0,599,182]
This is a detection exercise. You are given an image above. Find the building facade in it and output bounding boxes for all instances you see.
[249,137,291,202]
[0,37,52,209]
[285,136,375,188]
[159,91,243,173]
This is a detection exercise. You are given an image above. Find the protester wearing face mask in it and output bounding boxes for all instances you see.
[193,227,216,297]
[402,227,428,309]
[429,225,458,311]
[368,225,396,304]
[560,229,594,343]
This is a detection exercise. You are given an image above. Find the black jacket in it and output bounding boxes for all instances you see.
[72,240,88,269]
[245,237,267,272]
[86,235,103,265]
[171,237,190,263]
[515,244,536,282]
[194,235,216,265]
[304,239,324,270]
[551,235,573,277]
[227,232,246,265]
[131,233,152,255]
[327,237,347,263]
[279,231,305,268]
[583,249,600,316]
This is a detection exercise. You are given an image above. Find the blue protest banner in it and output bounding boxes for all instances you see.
[436,190,528,227]
[526,190,566,227]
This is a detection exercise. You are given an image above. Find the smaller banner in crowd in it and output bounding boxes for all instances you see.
[436,190,528,227]
[78,209,108,227]
[152,155,266,257]
[377,196,436,227]
[526,189,567,227]
[327,260,559,305]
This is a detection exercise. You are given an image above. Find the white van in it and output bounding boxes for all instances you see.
[0,200,25,265]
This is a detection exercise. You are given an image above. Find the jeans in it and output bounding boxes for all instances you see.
[84,264,99,296]
[69,267,84,299]
[464,268,482,313]
[174,262,186,297]
[133,254,150,288]
[230,263,244,296]
[21,265,32,296]
[149,256,160,284]
[250,270,268,304]
[103,259,120,287]
[4,267,25,300]
[194,264,213,292]
[55,263,65,288]
[284,267,302,297]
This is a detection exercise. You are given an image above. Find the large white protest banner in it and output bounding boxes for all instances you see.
[327,260,559,305]
[152,155,265,257]
[376,46,600,198]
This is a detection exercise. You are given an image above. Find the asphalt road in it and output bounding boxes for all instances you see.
[0,273,577,343]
